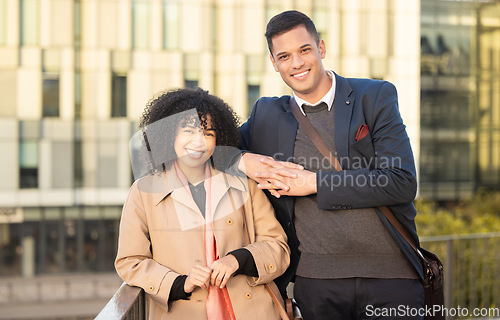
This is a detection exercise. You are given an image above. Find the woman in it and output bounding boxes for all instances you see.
[115,88,290,320]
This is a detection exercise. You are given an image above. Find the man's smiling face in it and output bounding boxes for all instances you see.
[270,25,330,103]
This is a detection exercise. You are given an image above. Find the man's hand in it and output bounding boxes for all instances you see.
[184,265,212,293]
[272,168,317,197]
[209,255,239,289]
[238,153,303,197]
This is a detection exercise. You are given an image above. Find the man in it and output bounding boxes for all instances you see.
[237,10,425,320]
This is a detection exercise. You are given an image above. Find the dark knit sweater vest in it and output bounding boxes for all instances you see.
[293,103,416,279]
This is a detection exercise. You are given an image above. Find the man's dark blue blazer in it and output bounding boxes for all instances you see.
[239,72,424,294]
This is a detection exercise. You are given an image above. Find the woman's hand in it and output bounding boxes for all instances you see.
[184,265,212,293]
[209,255,239,288]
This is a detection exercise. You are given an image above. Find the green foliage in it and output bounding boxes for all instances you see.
[414,190,500,236]
[414,190,500,309]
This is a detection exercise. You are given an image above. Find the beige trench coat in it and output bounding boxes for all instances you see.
[115,168,290,320]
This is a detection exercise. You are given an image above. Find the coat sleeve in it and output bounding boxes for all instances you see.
[317,81,417,210]
[242,181,290,286]
[115,182,180,312]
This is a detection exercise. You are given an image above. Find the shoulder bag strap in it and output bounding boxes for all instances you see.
[288,97,423,257]
[289,98,342,172]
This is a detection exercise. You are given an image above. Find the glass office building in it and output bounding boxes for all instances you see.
[420,0,500,200]
[0,0,419,278]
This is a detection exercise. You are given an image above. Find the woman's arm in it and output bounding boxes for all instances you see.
[115,182,181,312]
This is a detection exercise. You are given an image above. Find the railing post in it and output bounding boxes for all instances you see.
[444,239,454,320]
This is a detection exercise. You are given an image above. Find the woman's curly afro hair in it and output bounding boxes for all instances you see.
[139,87,240,173]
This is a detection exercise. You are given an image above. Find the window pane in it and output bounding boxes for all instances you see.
[0,224,22,277]
[22,222,40,275]
[132,0,150,49]
[83,220,100,272]
[0,0,5,45]
[75,71,82,119]
[184,54,199,86]
[98,142,117,188]
[313,8,328,40]
[111,74,127,117]
[247,84,260,116]
[102,219,119,272]
[45,221,62,273]
[74,0,81,46]
[184,79,198,89]
[265,5,281,24]
[64,220,78,272]
[20,139,39,189]
[42,76,60,117]
[52,142,72,188]
[20,0,39,45]
[74,140,83,188]
[20,140,38,168]
[163,2,179,49]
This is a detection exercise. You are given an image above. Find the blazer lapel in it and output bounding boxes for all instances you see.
[333,73,354,169]
[277,99,298,162]
[278,98,298,220]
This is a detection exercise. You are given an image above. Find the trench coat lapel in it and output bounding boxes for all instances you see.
[209,171,247,219]
[152,168,247,229]
[164,168,202,217]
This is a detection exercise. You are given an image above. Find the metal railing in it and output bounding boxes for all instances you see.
[420,232,500,318]
[97,232,500,319]
[0,273,122,320]
[95,282,146,320]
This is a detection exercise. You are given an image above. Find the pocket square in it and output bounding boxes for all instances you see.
[355,125,369,141]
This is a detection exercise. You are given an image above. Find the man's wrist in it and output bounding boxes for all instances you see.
[237,152,249,174]
[309,172,318,194]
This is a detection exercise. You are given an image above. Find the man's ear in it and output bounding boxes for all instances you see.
[270,54,279,72]
[318,40,326,59]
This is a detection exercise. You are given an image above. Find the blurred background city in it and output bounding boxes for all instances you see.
[0,0,499,319]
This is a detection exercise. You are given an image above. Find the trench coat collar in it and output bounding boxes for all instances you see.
[151,166,248,209]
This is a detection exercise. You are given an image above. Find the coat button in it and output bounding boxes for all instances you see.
[268,264,275,271]
[245,292,252,299]
[226,218,233,225]
[148,285,154,291]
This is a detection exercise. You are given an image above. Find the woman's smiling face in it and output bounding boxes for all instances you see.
[174,114,216,171]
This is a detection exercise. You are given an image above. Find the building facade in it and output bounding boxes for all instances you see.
[419,0,500,200]
[0,0,420,318]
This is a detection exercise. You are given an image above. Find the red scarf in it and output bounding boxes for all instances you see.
[174,162,236,320]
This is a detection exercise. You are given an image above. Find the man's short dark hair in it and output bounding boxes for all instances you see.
[265,10,320,54]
